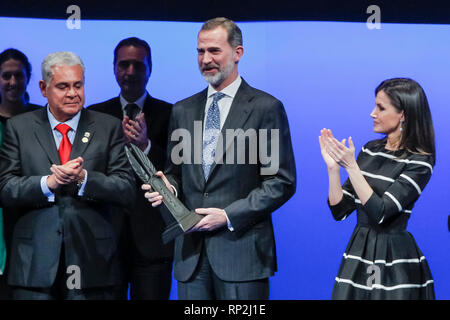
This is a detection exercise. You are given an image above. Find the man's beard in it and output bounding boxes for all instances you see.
[201,57,235,87]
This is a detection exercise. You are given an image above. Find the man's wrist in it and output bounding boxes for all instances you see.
[77,169,86,187]
[223,209,234,232]
[46,174,58,191]
[138,139,150,152]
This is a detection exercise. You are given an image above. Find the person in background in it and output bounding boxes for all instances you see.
[88,37,173,300]
[0,48,41,299]
[319,78,435,299]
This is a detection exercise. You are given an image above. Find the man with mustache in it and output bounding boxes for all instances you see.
[89,38,173,300]
[143,17,297,300]
[0,51,135,299]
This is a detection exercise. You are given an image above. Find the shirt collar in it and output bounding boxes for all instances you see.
[47,104,81,131]
[207,75,242,99]
[120,91,148,110]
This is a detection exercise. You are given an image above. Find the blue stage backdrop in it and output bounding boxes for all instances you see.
[0,17,448,299]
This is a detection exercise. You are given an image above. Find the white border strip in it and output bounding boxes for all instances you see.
[361,171,395,183]
[343,253,426,266]
[362,147,433,173]
[342,190,362,204]
[400,174,422,195]
[343,190,411,213]
[342,190,355,199]
[335,277,433,291]
[385,191,403,211]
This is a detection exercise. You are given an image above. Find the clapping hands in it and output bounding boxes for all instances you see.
[47,157,86,190]
[319,128,356,170]
[122,113,149,151]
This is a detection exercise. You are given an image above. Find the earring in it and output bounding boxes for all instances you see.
[400,120,404,132]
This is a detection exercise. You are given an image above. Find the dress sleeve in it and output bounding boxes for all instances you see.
[362,154,433,224]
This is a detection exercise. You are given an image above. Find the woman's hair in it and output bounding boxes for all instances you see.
[375,78,436,164]
[0,48,32,84]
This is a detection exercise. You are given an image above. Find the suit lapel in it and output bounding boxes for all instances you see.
[207,80,255,179]
[143,95,155,136]
[186,89,208,186]
[69,109,96,159]
[189,90,208,132]
[111,97,124,119]
[34,108,61,165]
[143,95,153,118]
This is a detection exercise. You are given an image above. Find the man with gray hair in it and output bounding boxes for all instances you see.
[0,51,135,299]
[143,17,296,299]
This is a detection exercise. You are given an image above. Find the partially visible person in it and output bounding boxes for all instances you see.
[0,115,4,300]
[319,78,435,299]
[0,48,41,300]
[0,48,41,120]
[89,37,173,300]
[0,51,134,300]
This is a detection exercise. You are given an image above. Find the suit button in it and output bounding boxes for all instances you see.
[204,193,208,198]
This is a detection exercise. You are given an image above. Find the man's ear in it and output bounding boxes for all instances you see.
[234,45,244,63]
[39,80,48,98]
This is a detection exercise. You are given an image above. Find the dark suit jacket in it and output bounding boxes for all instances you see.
[166,79,297,282]
[0,107,135,288]
[88,95,173,262]
[0,103,43,282]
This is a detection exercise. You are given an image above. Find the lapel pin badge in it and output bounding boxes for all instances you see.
[82,137,89,143]
[84,132,90,137]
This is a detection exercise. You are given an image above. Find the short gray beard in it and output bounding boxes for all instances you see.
[201,58,235,87]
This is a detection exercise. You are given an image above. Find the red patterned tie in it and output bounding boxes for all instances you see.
[55,123,72,164]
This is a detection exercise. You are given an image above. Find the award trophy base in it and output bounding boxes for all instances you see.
[125,144,203,244]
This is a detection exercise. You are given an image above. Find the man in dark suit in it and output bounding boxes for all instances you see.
[88,37,173,300]
[143,17,296,299]
[0,51,135,300]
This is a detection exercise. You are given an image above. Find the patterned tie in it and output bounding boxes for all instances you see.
[56,123,72,164]
[125,103,140,120]
[202,92,226,179]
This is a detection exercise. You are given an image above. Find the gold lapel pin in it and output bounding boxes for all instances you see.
[82,137,89,143]
[84,132,90,138]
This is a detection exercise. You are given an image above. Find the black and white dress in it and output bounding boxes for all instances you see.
[329,139,435,300]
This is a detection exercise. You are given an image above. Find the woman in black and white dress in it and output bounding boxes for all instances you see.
[319,78,435,299]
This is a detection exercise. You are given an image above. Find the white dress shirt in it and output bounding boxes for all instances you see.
[170,76,242,231]
[203,75,242,132]
[202,75,242,231]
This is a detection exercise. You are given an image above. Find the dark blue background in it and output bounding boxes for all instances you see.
[1,17,448,299]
